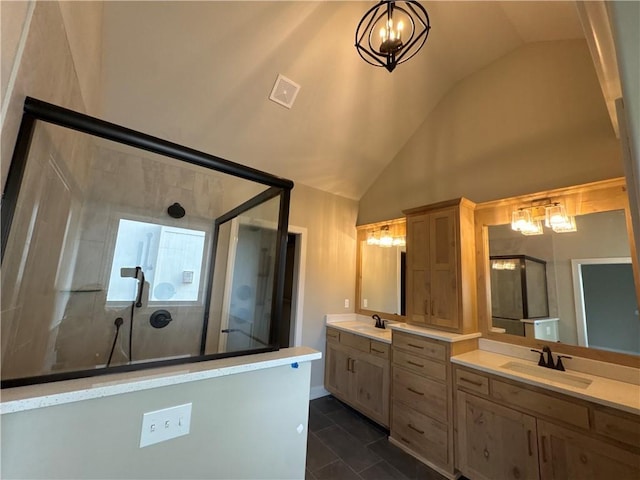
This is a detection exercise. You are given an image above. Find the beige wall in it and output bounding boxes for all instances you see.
[58,1,104,115]
[1,360,312,479]
[358,40,623,224]
[289,183,358,393]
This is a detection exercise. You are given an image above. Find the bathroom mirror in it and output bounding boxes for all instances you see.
[476,178,640,366]
[356,218,406,321]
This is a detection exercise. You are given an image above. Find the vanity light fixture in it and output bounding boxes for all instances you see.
[545,203,569,228]
[379,225,394,247]
[521,220,544,236]
[491,259,517,270]
[511,200,577,236]
[355,1,430,73]
[366,224,406,247]
[511,209,532,232]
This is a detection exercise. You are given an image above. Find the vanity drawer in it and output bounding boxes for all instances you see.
[455,368,489,396]
[392,401,448,465]
[326,327,340,343]
[393,367,447,421]
[491,379,590,429]
[393,331,446,361]
[592,408,640,448]
[394,349,446,381]
[340,331,371,353]
[370,340,390,359]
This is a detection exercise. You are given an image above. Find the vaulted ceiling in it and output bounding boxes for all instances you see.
[100,1,585,200]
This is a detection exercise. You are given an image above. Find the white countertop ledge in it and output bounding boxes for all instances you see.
[451,349,640,416]
[0,347,321,415]
[390,323,482,343]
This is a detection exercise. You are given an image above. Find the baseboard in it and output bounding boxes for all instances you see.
[309,385,330,400]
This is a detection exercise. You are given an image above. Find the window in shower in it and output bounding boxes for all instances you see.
[1,97,292,387]
[106,219,207,303]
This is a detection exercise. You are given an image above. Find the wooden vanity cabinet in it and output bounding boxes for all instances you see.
[324,327,390,427]
[454,365,640,480]
[390,331,478,477]
[457,390,540,480]
[403,198,476,333]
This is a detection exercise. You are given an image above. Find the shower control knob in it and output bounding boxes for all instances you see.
[150,310,173,329]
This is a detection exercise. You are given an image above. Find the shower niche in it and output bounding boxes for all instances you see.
[1,97,293,387]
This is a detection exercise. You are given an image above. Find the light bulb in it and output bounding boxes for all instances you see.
[380,27,386,40]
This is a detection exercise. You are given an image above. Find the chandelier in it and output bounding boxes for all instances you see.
[355,1,431,73]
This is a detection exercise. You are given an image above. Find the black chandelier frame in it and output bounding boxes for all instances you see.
[355,0,431,72]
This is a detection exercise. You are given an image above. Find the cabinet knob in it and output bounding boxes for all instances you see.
[483,448,490,459]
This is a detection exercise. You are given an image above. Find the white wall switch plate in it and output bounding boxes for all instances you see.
[139,403,192,448]
[344,299,349,308]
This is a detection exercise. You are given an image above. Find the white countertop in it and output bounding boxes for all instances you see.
[520,317,559,324]
[390,323,482,343]
[326,319,392,343]
[325,314,481,344]
[451,349,640,416]
[0,347,321,415]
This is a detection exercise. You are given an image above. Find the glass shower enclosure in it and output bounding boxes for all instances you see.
[1,97,293,387]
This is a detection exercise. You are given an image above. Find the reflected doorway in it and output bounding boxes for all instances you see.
[572,257,640,355]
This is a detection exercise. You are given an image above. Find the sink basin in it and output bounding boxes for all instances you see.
[351,325,391,336]
[501,361,593,389]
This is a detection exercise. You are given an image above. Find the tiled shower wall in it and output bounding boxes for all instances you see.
[1,1,95,380]
[54,144,228,370]
[0,2,237,379]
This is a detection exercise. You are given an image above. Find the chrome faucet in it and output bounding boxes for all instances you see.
[372,314,385,329]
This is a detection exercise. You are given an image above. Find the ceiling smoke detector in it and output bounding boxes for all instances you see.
[269,74,300,109]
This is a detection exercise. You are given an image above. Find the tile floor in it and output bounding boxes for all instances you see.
[306,396,448,480]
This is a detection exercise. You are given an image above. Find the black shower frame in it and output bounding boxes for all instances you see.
[490,254,549,320]
[1,97,293,388]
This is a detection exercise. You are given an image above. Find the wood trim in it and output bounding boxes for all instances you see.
[403,197,477,216]
[475,177,640,368]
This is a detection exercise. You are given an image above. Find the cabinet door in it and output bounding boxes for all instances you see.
[457,391,539,480]
[325,342,351,399]
[406,214,429,325]
[352,354,389,426]
[538,420,640,480]
[428,208,459,330]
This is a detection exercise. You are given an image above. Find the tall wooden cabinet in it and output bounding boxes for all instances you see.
[403,198,477,333]
[390,329,478,477]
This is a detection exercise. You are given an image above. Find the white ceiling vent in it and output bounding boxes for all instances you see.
[269,74,300,109]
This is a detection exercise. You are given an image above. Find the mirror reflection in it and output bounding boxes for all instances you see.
[361,242,406,315]
[357,219,406,318]
[488,209,639,355]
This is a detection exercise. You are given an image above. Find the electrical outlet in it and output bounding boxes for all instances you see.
[344,299,349,308]
[140,403,192,447]
[363,299,368,308]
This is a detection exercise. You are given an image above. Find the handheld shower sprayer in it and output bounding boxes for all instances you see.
[120,266,146,363]
[120,266,145,308]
